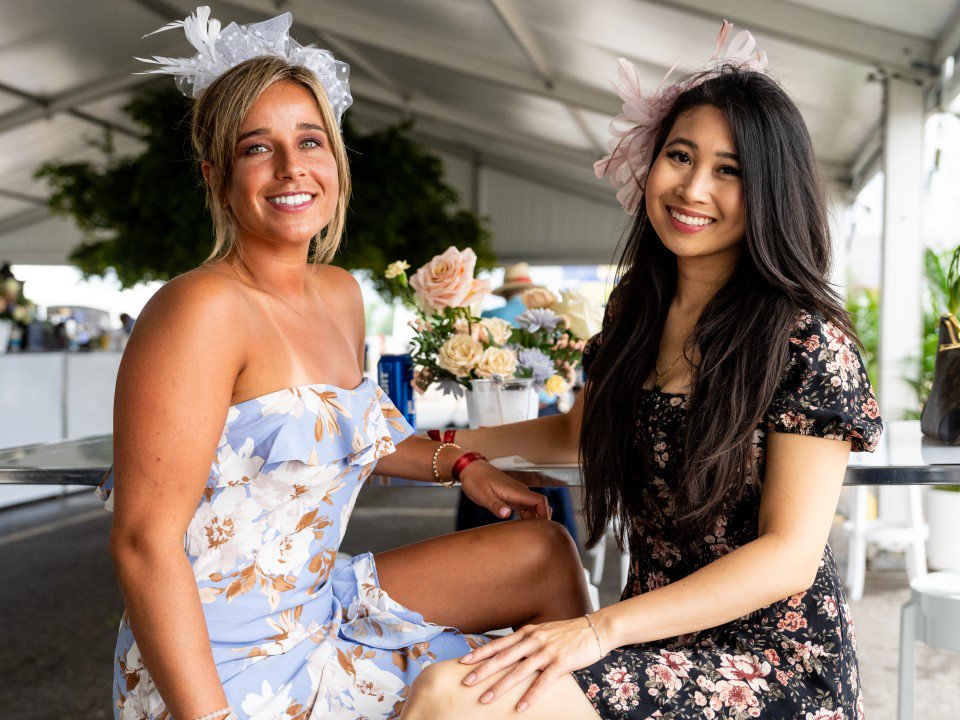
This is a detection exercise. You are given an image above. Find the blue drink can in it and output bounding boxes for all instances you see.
[377,354,416,430]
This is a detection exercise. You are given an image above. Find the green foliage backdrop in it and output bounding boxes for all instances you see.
[37,86,495,294]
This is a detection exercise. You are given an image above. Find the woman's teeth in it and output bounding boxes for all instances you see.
[268,193,313,206]
[669,208,714,226]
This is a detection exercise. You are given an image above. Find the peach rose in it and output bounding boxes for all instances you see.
[479,317,513,345]
[410,247,483,311]
[522,287,558,309]
[474,347,518,378]
[438,334,483,377]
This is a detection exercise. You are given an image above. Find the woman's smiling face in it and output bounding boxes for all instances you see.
[645,104,746,263]
[221,79,339,251]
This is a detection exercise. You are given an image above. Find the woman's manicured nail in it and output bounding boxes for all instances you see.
[464,672,476,685]
[499,507,510,517]
[480,691,494,703]
[517,701,529,712]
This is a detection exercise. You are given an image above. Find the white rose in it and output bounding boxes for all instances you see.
[555,288,604,340]
[522,287,558,309]
[438,334,483,377]
[479,317,514,345]
[474,347,518,378]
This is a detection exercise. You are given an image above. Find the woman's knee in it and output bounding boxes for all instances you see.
[513,518,582,575]
[404,659,473,718]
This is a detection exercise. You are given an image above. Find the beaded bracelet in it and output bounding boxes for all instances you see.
[194,707,236,720]
[432,442,461,487]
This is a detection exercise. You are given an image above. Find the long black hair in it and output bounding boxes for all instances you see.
[580,67,857,547]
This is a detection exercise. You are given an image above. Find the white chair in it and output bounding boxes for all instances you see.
[898,570,960,719]
[585,524,630,592]
[844,485,928,601]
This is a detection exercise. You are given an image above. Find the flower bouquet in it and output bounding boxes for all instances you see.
[384,247,601,424]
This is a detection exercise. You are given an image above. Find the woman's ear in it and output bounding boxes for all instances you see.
[201,161,229,209]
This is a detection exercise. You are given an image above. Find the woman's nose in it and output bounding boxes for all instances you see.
[274,145,306,180]
[676,167,712,204]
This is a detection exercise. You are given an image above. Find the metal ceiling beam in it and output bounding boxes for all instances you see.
[0,189,48,207]
[486,0,605,156]
[0,82,142,139]
[934,4,960,65]
[218,0,634,116]
[487,0,556,87]
[354,102,614,207]
[0,208,52,237]
[0,71,157,136]
[641,0,935,76]
[350,76,597,170]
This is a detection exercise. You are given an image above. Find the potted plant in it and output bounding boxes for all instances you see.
[384,248,593,427]
[917,244,960,569]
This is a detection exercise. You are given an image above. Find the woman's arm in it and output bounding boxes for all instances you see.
[597,431,850,644]
[374,436,552,520]
[460,431,851,710]
[452,386,586,464]
[109,272,245,719]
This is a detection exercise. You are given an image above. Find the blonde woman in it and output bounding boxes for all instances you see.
[98,10,590,720]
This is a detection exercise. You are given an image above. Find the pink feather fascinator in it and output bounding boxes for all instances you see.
[595,21,768,215]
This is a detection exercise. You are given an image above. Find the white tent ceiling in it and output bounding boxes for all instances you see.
[1,0,959,265]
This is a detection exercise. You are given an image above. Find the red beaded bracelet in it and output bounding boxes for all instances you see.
[451,451,486,481]
[427,429,457,444]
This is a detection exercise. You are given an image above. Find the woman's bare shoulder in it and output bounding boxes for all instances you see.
[130,266,250,352]
[310,263,363,308]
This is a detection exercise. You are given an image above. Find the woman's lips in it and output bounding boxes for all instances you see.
[666,206,716,235]
[266,193,316,213]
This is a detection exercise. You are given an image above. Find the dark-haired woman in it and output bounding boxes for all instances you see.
[401,27,880,720]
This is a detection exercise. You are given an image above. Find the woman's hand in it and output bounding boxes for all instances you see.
[458,616,605,711]
[458,461,551,520]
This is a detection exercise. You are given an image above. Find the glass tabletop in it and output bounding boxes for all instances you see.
[1,421,958,487]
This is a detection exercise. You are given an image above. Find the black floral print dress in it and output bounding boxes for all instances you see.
[571,310,882,720]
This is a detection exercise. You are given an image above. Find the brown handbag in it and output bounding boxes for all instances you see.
[921,314,960,444]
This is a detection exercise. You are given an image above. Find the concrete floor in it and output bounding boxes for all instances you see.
[0,487,957,719]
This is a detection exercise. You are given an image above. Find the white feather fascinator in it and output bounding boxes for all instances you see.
[137,6,352,125]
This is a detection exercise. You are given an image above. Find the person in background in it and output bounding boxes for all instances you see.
[452,263,580,543]
[119,312,136,334]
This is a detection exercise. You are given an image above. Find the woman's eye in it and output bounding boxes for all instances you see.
[667,150,691,164]
[302,137,323,149]
[244,144,267,156]
[718,165,741,177]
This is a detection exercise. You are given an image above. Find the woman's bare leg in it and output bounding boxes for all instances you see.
[400,659,601,720]
[374,518,591,634]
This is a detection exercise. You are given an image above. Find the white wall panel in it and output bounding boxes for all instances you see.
[65,352,120,439]
[481,168,627,265]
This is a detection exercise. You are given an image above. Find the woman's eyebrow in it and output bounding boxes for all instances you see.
[666,137,739,161]
[236,123,328,144]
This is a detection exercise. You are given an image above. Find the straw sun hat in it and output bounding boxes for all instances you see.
[493,262,545,297]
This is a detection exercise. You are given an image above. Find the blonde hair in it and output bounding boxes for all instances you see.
[191,55,351,264]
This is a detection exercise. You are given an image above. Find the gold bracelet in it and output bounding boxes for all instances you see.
[432,442,461,487]
[584,613,605,659]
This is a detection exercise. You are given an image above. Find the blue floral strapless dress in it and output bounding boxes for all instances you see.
[98,378,486,719]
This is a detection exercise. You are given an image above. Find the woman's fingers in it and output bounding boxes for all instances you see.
[464,639,539,685]
[516,666,560,712]
[460,629,526,664]
[480,652,546,703]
